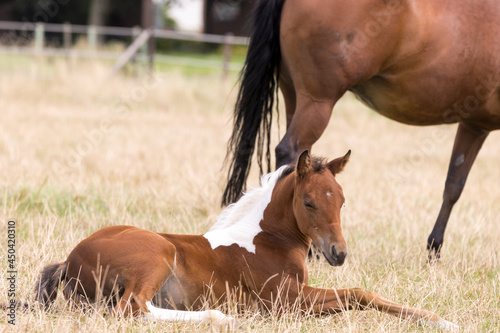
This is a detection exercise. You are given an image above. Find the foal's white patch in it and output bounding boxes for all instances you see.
[204,166,288,253]
[326,191,332,197]
[146,301,202,321]
[145,301,237,326]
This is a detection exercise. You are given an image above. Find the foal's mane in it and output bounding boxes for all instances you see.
[309,157,329,173]
[209,165,291,232]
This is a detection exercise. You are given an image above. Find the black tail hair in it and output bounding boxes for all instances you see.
[34,262,67,308]
[0,263,66,312]
[222,0,286,206]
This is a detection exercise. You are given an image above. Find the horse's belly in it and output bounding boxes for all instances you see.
[351,75,500,128]
[350,53,500,129]
[351,88,447,125]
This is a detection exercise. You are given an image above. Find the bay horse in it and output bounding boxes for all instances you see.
[222,0,500,258]
[32,151,457,329]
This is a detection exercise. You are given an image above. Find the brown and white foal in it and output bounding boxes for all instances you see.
[33,151,457,330]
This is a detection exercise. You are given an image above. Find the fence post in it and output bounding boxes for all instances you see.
[131,26,142,73]
[63,22,72,50]
[142,0,155,71]
[34,23,44,54]
[222,32,234,81]
[108,29,152,78]
[88,25,97,50]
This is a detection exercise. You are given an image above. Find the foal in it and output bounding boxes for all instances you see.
[34,151,457,329]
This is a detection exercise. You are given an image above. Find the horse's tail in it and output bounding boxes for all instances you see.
[222,0,286,206]
[33,262,67,308]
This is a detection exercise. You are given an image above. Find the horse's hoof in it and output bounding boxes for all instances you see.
[426,248,442,265]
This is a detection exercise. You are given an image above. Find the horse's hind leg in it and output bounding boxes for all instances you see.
[427,123,489,259]
[275,74,297,166]
[275,95,336,167]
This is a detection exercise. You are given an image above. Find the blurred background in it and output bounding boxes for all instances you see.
[1,2,499,331]
[0,0,255,77]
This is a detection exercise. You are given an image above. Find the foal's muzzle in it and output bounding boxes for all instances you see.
[323,245,348,266]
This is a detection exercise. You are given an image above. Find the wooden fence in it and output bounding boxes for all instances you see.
[0,21,249,76]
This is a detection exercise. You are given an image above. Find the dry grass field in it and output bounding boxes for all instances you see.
[1,59,499,332]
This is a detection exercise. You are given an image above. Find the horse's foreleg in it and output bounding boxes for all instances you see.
[427,123,489,259]
[301,286,458,330]
[275,96,335,167]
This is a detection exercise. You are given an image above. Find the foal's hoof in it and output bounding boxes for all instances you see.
[205,310,240,329]
[419,319,459,331]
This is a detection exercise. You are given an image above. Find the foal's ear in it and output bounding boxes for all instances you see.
[296,150,311,178]
[327,150,351,175]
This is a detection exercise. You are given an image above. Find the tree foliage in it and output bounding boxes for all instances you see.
[1,0,143,27]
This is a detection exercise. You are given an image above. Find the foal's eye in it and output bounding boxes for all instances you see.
[304,201,315,210]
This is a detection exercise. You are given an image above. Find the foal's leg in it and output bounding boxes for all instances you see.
[110,249,238,327]
[301,286,458,330]
[427,123,489,259]
[143,301,239,327]
[112,247,178,316]
[114,284,237,327]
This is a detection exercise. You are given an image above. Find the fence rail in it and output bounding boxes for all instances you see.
[0,21,250,44]
[0,21,249,75]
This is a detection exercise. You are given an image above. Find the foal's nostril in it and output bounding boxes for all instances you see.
[331,245,338,258]
[331,245,347,265]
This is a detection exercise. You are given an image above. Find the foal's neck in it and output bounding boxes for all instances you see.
[260,174,311,253]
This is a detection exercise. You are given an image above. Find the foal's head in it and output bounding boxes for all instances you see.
[292,150,350,266]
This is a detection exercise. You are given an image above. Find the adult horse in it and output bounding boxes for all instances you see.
[223,0,500,258]
[30,151,456,329]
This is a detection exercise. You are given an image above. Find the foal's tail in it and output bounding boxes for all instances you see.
[0,262,67,312]
[34,262,67,308]
[222,0,286,206]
